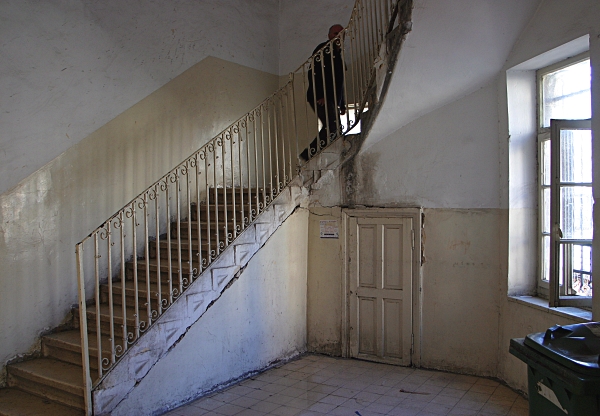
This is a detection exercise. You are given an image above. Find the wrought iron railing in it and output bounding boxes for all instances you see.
[76,0,412,413]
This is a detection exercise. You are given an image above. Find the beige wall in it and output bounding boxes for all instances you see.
[420,209,505,377]
[306,207,344,356]
[0,57,279,379]
[498,300,585,394]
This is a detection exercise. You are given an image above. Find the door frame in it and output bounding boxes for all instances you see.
[341,208,422,367]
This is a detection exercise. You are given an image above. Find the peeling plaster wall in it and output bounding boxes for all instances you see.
[0,57,279,376]
[109,209,309,416]
[0,0,279,195]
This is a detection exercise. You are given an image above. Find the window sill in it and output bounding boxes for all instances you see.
[508,296,592,321]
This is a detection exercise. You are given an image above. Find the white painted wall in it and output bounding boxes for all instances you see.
[278,0,354,75]
[362,0,541,151]
[0,0,279,195]
[355,80,501,209]
[108,209,309,416]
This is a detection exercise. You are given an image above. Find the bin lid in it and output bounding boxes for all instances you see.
[524,322,600,376]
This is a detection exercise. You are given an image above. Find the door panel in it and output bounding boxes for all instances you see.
[358,297,377,355]
[383,298,403,358]
[348,216,413,365]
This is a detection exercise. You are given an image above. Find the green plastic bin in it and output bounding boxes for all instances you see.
[510,322,600,415]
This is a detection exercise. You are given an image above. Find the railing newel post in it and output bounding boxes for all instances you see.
[76,243,93,416]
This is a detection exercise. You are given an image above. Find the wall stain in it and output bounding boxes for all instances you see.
[449,240,470,254]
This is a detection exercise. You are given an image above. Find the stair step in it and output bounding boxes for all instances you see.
[75,304,148,341]
[0,388,84,416]
[209,187,269,195]
[43,330,111,372]
[171,220,233,239]
[191,204,246,222]
[126,258,210,281]
[7,358,85,410]
[150,238,229,260]
[100,279,171,308]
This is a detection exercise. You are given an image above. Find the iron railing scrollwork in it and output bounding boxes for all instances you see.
[76,0,411,413]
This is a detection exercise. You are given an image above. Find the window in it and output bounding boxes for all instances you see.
[537,53,592,307]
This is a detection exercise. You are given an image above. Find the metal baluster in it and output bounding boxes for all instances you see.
[93,234,102,379]
[154,186,162,316]
[289,74,299,171]
[222,132,228,249]
[273,95,281,194]
[76,243,92,415]
[175,172,182,298]
[330,39,341,143]
[213,140,219,257]
[230,127,236,240]
[106,226,115,365]
[265,103,273,203]
[302,62,311,162]
[165,185,173,306]
[186,161,193,286]
[199,152,206,275]
[131,204,140,341]
[350,22,362,111]
[237,121,244,233]
[340,32,352,133]
[245,115,252,225]
[252,112,259,220]
[260,107,267,211]
[119,213,128,351]
[205,147,212,264]
[143,193,152,328]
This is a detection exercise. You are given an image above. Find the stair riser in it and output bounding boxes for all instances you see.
[100,287,164,310]
[42,344,101,372]
[191,209,245,222]
[7,371,84,411]
[74,310,147,340]
[126,263,201,281]
[170,228,242,241]
[149,247,208,261]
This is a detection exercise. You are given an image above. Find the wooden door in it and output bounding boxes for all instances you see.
[348,216,413,365]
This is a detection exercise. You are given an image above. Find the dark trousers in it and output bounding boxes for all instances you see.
[300,99,340,161]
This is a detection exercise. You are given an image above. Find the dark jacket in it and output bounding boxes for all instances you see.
[306,40,345,110]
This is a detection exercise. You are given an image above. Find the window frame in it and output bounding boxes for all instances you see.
[536,52,592,308]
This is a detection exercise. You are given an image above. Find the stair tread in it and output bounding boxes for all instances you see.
[102,279,170,293]
[90,304,139,319]
[127,257,204,273]
[9,358,83,392]
[0,388,84,416]
[44,330,111,355]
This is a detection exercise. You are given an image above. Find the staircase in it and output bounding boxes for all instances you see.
[0,1,413,414]
[0,184,305,416]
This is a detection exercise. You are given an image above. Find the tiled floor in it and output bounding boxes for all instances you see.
[164,355,528,416]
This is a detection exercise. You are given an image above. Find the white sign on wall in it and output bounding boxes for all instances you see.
[320,220,339,239]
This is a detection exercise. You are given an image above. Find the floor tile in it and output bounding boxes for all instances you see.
[160,355,528,416]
